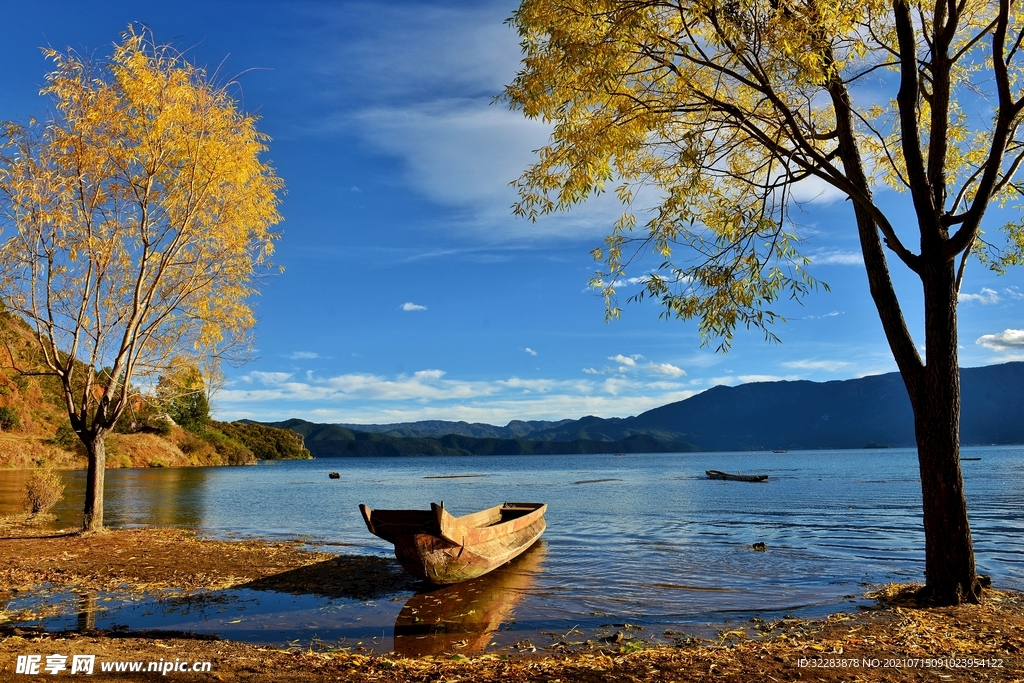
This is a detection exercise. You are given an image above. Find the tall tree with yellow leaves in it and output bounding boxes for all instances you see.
[0,27,283,531]
[506,0,1024,604]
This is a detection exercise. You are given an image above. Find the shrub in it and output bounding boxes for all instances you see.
[49,423,79,449]
[0,406,20,431]
[200,428,255,465]
[22,467,65,515]
[176,430,207,455]
[142,415,173,436]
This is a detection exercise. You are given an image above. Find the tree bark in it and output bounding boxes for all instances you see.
[910,259,980,604]
[82,434,106,531]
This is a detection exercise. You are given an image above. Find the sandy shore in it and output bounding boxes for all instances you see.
[1,524,1021,681]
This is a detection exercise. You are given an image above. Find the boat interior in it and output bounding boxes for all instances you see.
[361,502,546,538]
[451,502,545,529]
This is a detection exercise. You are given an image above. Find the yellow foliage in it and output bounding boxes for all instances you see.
[0,25,283,435]
[505,0,1024,347]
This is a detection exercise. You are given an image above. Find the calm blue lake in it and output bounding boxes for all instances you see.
[1,446,1021,652]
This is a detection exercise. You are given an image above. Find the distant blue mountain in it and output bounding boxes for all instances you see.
[266,362,1024,455]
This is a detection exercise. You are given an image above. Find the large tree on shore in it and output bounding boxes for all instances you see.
[0,27,283,531]
[506,0,1024,604]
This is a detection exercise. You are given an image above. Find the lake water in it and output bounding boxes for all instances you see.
[1,447,1022,654]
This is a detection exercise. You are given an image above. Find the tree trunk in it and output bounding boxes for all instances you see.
[911,261,980,604]
[82,434,106,531]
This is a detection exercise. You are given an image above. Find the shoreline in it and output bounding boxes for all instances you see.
[1,525,1021,681]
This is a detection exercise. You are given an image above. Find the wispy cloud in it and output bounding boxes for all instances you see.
[807,249,863,266]
[959,287,1001,305]
[289,351,319,360]
[291,2,643,244]
[401,302,428,311]
[782,359,851,372]
[243,371,293,385]
[216,366,696,423]
[802,310,842,320]
[524,347,538,356]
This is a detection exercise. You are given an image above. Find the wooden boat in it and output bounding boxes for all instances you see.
[359,501,546,584]
[706,469,768,482]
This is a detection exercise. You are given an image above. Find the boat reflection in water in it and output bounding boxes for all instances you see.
[393,541,546,656]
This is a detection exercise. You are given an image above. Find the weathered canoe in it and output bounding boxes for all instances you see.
[358,501,547,584]
[706,469,768,482]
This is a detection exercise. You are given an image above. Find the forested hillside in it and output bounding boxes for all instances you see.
[0,305,309,468]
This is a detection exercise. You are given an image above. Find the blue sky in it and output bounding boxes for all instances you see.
[3,1,1023,425]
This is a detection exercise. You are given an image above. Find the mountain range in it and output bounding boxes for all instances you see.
[265,362,1024,457]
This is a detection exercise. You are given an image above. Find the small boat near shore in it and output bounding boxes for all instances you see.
[359,501,547,584]
[706,470,768,483]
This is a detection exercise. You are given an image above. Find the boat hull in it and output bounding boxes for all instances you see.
[706,469,768,482]
[360,502,547,584]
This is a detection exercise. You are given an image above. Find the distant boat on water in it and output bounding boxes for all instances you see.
[706,469,768,483]
[772,449,788,453]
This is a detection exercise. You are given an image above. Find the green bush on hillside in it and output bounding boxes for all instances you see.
[200,428,255,465]
[213,421,312,460]
[48,423,79,449]
[0,406,20,431]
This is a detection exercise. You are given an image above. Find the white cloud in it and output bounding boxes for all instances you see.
[782,359,851,372]
[807,249,863,266]
[592,275,650,290]
[601,377,634,395]
[808,311,842,319]
[524,347,538,356]
[215,366,697,424]
[976,329,1024,353]
[959,288,1000,305]
[355,101,551,211]
[609,354,643,367]
[647,362,686,377]
[413,369,446,380]
[582,367,600,374]
[788,174,849,205]
[401,302,428,311]
[289,351,319,360]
